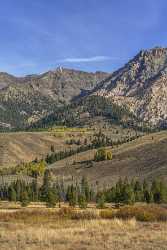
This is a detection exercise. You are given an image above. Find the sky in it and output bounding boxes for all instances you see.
[0,0,167,76]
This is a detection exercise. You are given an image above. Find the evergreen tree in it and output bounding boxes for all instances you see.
[81,177,90,202]
[8,187,16,202]
[46,189,58,208]
[67,184,77,207]
[122,184,135,205]
[31,179,38,202]
[151,180,161,203]
[15,180,21,201]
[78,194,87,209]
[51,145,55,153]
[96,193,105,209]
[144,189,153,203]
[40,170,52,201]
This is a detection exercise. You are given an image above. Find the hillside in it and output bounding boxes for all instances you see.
[0,68,108,129]
[32,95,142,129]
[0,126,140,168]
[93,47,167,127]
[49,131,167,186]
[0,132,69,167]
[0,73,18,90]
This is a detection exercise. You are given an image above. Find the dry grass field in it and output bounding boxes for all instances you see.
[0,132,66,167]
[0,126,140,168]
[0,205,167,250]
[0,130,91,167]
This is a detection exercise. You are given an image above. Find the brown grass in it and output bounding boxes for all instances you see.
[0,215,167,250]
[0,205,167,249]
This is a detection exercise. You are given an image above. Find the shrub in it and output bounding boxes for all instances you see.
[71,210,99,220]
[106,151,112,160]
[114,205,167,222]
[20,191,30,207]
[100,209,115,219]
[58,207,74,218]
[94,148,112,162]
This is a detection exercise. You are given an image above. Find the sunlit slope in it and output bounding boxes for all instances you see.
[49,131,167,185]
[0,132,67,167]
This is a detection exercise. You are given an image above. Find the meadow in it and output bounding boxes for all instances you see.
[0,203,167,250]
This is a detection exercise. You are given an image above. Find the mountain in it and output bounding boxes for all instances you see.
[0,68,108,129]
[0,72,17,89]
[0,47,167,131]
[93,47,167,127]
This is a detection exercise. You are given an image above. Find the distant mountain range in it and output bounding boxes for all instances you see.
[0,68,108,129]
[0,47,167,130]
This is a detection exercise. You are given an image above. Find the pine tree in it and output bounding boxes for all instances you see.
[8,187,16,202]
[51,145,55,153]
[31,179,38,202]
[40,170,52,201]
[151,180,161,203]
[46,189,58,208]
[122,184,135,205]
[81,177,90,202]
[96,193,105,209]
[78,194,87,209]
[144,189,153,203]
[67,185,77,207]
[15,180,21,201]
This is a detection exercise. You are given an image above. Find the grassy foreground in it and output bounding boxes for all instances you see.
[0,205,167,250]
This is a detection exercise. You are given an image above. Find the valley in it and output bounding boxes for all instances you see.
[1,1,167,249]
[0,47,166,208]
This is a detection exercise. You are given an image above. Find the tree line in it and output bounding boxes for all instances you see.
[0,170,167,208]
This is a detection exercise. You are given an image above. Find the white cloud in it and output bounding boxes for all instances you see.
[58,56,118,63]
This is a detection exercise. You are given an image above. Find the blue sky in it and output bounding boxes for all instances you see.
[0,0,167,76]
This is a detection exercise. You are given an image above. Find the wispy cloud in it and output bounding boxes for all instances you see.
[58,56,119,63]
[8,62,37,70]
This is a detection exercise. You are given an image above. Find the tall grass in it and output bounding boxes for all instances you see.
[100,205,167,222]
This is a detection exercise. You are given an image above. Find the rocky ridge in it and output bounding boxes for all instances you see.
[93,47,167,126]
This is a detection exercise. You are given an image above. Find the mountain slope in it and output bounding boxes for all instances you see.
[31,95,141,130]
[0,131,74,167]
[0,68,108,129]
[93,47,167,127]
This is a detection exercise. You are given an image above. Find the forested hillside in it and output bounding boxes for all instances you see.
[32,95,150,131]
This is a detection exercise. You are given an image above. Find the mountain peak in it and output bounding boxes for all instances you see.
[93,47,167,126]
